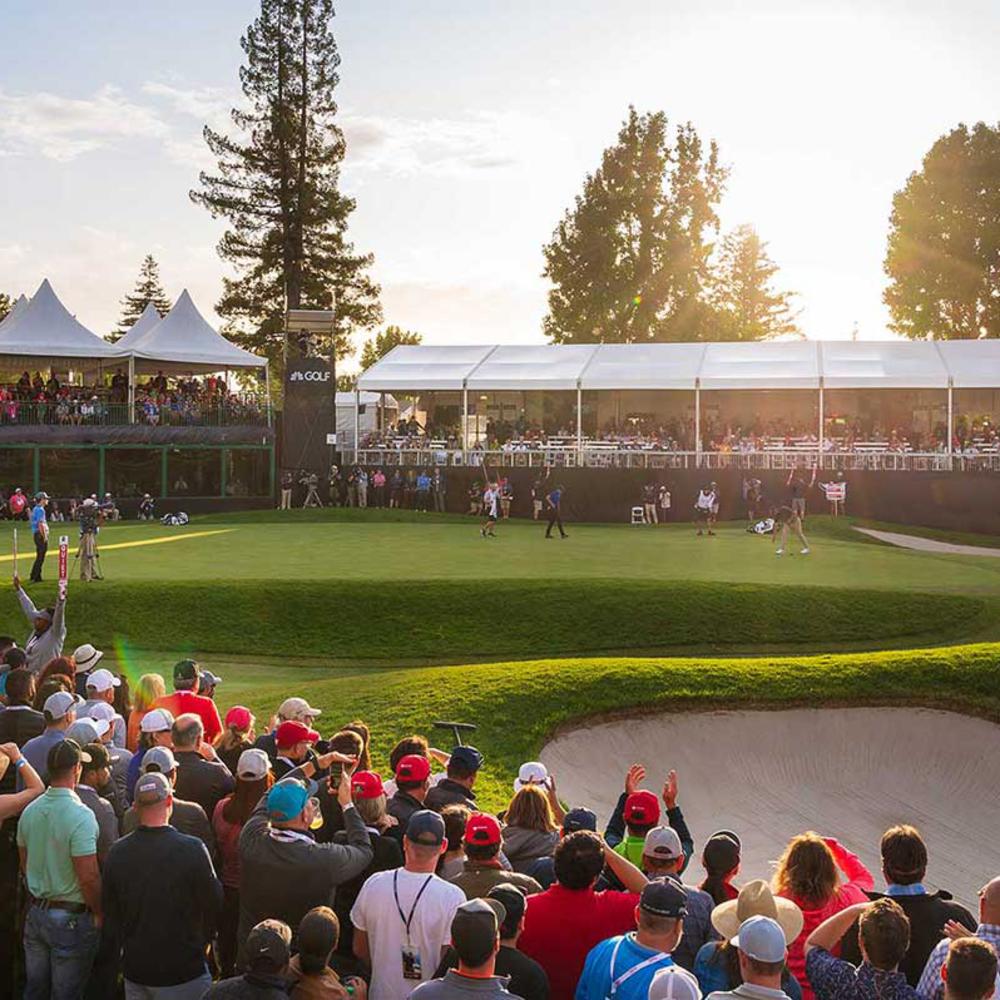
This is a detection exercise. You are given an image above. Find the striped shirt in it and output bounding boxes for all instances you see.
[916,924,1000,1000]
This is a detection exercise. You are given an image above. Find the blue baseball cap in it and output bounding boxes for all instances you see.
[266,777,317,822]
[563,807,598,834]
[450,746,484,771]
[732,915,787,963]
[406,809,447,846]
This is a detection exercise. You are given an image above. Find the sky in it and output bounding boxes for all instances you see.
[1,0,998,368]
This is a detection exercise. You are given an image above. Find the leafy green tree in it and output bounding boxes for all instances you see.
[359,325,422,371]
[884,122,1000,339]
[542,107,728,343]
[112,255,172,340]
[191,0,381,368]
[710,224,800,340]
[0,293,11,324]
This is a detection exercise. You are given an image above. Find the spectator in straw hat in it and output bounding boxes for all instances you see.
[254,696,323,762]
[695,880,805,1000]
[71,642,103,695]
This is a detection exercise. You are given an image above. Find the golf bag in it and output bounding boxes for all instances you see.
[160,511,190,526]
[747,517,775,535]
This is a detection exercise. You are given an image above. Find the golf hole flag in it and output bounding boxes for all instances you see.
[58,535,68,600]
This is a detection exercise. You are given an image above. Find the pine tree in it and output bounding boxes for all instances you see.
[0,292,11,325]
[710,225,800,341]
[113,255,172,340]
[359,325,422,371]
[542,107,728,343]
[190,0,381,369]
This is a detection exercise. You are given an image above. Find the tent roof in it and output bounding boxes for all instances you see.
[0,280,118,365]
[357,344,495,391]
[118,289,265,373]
[581,343,707,389]
[819,340,948,389]
[466,344,599,390]
[358,340,1000,391]
[0,295,29,332]
[114,302,163,350]
[699,340,821,389]
[936,341,1000,389]
[336,391,398,406]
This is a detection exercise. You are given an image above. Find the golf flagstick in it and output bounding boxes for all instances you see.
[58,535,68,601]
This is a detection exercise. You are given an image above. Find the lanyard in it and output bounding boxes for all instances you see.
[609,935,672,996]
[394,871,434,944]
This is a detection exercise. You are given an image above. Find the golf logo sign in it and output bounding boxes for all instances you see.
[282,357,336,474]
[289,369,330,383]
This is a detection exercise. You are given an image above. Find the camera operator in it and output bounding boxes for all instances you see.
[300,470,322,508]
[77,497,105,581]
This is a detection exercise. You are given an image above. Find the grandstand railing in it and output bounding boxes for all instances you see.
[0,397,270,428]
[346,446,1000,473]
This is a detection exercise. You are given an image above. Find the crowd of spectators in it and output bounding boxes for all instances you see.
[318,466,449,511]
[0,369,266,427]
[0,601,997,1000]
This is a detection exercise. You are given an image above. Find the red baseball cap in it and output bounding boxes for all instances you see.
[225,706,253,731]
[275,720,319,749]
[465,812,502,847]
[351,771,384,800]
[395,754,431,783]
[624,790,661,827]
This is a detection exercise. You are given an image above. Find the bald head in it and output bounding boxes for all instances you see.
[979,878,1000,924]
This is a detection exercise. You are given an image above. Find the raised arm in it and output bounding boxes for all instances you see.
[601,837,648,894]
[823,837,874,891]
[0,745,44,821]
[805,901,869,956]
[14,576,39,622]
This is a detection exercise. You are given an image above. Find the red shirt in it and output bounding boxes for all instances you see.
[518,884,640,1000]
[154,691,222,744]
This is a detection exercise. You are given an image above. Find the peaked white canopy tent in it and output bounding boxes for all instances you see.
[0,279,119,371]
[357,340,1000,458]
[0,294,29,332]
[113,301,163,350]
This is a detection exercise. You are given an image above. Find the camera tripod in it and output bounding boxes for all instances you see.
[71,532,104,581]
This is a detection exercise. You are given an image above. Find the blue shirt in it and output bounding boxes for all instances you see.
[576,933,674,1000]
[20,727,65,786]
[30,504,46,532]
[806,947,918,1000]
[695,942,802,1000]
[416,474,431,490]
[548,489,562,507]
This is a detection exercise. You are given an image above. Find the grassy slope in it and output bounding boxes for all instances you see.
[185,645,1000,811]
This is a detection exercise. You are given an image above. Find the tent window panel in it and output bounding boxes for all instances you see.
[106,449,162,498]
[39,449,99,499]
[167,448,221,497]
[226,449,269,497]
[0,449,34,491]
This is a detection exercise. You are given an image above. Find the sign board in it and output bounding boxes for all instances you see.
[282,357,336,475]
[326,433,337,445]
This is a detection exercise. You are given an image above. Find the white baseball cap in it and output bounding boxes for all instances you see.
[141,746,177,774]
[85,702,121,727]
[73,644,103,671]
[44,691,83,720]
[85,668,120,693]
[513,761,550,792]
[66,718,110,744]
[237,748,271,781]
[140,708,175,733]
[278,697,321,720]
[648,966,702,1000]
[732,916,788,964]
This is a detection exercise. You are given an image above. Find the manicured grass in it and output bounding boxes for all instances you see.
[156,643,1000,811]
[1,578,986,664]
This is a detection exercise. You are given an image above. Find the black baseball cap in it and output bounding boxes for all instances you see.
[641,876,688,918]
[451,898,504,967]
[406,809,447,847]
[81,742,111,772]
[487,883,526,937]
[450,745,484,771]
[173,659,200,684]
[563,807,598,834]
[703,830,742,872]
[47,739,91,773]
[245,919,292,973]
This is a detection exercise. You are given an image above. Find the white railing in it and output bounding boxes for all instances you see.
[344,447,1000,473]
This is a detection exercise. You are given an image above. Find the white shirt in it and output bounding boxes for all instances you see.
[351,867,465,1000]
[696,490,716,510]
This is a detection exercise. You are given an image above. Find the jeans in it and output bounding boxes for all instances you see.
[23,905,99,1000]
[124,971,212,999]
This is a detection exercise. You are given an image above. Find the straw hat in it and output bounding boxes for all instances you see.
[711,879,804,944]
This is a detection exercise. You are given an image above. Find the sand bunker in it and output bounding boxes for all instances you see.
[855,528,1000,557]
[541,707,1000,910]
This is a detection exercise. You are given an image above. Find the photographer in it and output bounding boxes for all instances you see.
[300,471,322,508]
[77,497,104,582]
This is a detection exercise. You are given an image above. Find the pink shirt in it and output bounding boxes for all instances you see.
[211,798,243,888]
[779,838,874,1000]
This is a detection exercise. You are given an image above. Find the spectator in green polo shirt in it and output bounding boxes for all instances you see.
[17,738,102,999]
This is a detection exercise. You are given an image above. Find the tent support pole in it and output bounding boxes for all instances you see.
[354,387,360,463]
[462,386,469,463]
[818,379,824,470]
[265,364,272,428]
[576,384,583,464]
[947,379,954,472]
[128,356,135,425]
[380,391,385,432]
[694,379,701,470]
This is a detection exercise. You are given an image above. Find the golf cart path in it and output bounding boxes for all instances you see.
[854,527,1000,556]
[541,707,1000,911]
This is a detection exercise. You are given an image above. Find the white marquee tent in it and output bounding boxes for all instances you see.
[0,279,119,369]
[0,294,29,333]
[113,301,164,350]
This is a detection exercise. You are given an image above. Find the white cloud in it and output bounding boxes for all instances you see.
[0,85,170,161]
[141,81,233,128]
